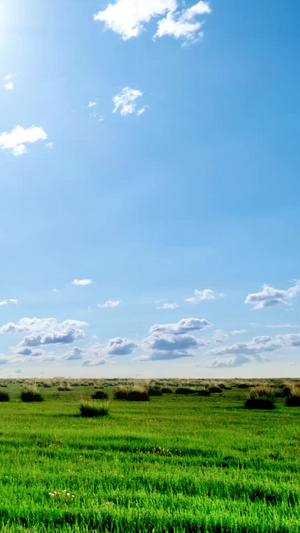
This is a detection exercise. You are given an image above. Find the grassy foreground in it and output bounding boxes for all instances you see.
[0,379,298,532]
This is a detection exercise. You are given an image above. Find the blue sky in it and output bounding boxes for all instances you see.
[0,0,299,378]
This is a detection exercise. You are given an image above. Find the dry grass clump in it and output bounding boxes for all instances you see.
[114,385,149,401]
[245,386,275,410]
[79,400,109,418]
[0,391,9,402]
[285,383,300,406]
[198,389,210,397]
[21,385,43,403]
[175,387,197,395]
[148,387,162,397]
[58,382,72,391]
[91,390,108,400]
[208,382,223,393]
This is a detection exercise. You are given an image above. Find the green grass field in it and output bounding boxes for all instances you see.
[0,379,298,532]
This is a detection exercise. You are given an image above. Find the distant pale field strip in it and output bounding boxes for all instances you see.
[0,379,298,532]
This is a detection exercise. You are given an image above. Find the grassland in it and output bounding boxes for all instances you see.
[0,378,298,532]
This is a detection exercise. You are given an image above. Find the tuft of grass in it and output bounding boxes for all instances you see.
[245,386,275,410]
[79,400,109,418]
[91,390,108,400]
[161,387,173,394]
[198,389,210,397]
[285,384,300,406]
[148,387,162,397]
[0,391,9,402]
[114,385,149,401]
[175,387,196,395]
[21,385,43,403]
[208,384,222,393]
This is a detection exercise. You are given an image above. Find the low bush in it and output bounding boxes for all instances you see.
[286,395,300,406]
[80,400,109,418]
[148,387,162,396]
[175,387,196,395]
[91,390,108,400]
[0,391,9,402]
[21,386,43,403]
[245,386,275,410]
[127,389,149,401]
[208,386,222,393]
[114,386,129,400]
[238,383,249,389]
[114,385,149,401]
[285,384,300,406]
[161,388,173,394]
[198,390,210,396]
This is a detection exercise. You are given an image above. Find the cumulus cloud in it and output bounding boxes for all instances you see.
[212,329,228,343]
[0,125,47,156]
[18,328,84,348]
[106,337,137,355]
[97,300,121,308]
[45,142,54,149]
[156,303,179,310]
[142,317,210,360]
[207,333,300,367]
[209,354,254,368]
[72,279,93,286]
[0,298,18,306]
[150,317,211,335]
[82,359,106,367]
[88,101,97,107]
[94,0,211,42]
[0,317,88,335]
[0,356,9,365]
[63,347,85,360]
[3,74,16,90]
[113,87,144,116]
[231,329,247,335]
[185,289,224,304]
[245,281,300,310]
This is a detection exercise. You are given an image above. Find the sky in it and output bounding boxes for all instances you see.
[0,0,299,379]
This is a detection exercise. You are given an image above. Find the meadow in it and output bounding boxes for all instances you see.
[0,378,298,533]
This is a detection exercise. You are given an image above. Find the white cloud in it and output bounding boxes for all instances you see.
[0,125,47,156]
[212,329,228,343]
[4,81,14,91]
[0,317,88,335]
[94,0,176,40]
[3,73,16,91]
[94,0,211,43]
[150,317,211,335]
[185,289,224,303]
[137,106,147,116]
[156,303,179,310]
[141,317,210,360]
[72,279,93,286]
[97,300,121,308]
[106,337,137,355]
[19,327,84,348]
[209,354,254,368]
[88,101,97,107]
[245,281,300,310]
[207,333,300,368]
[63,347,85,360]
[0,298,18,306]
[113,87,144,116]
[231,329,247,335]
[82,359,106,367]
[45,142,54,149]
